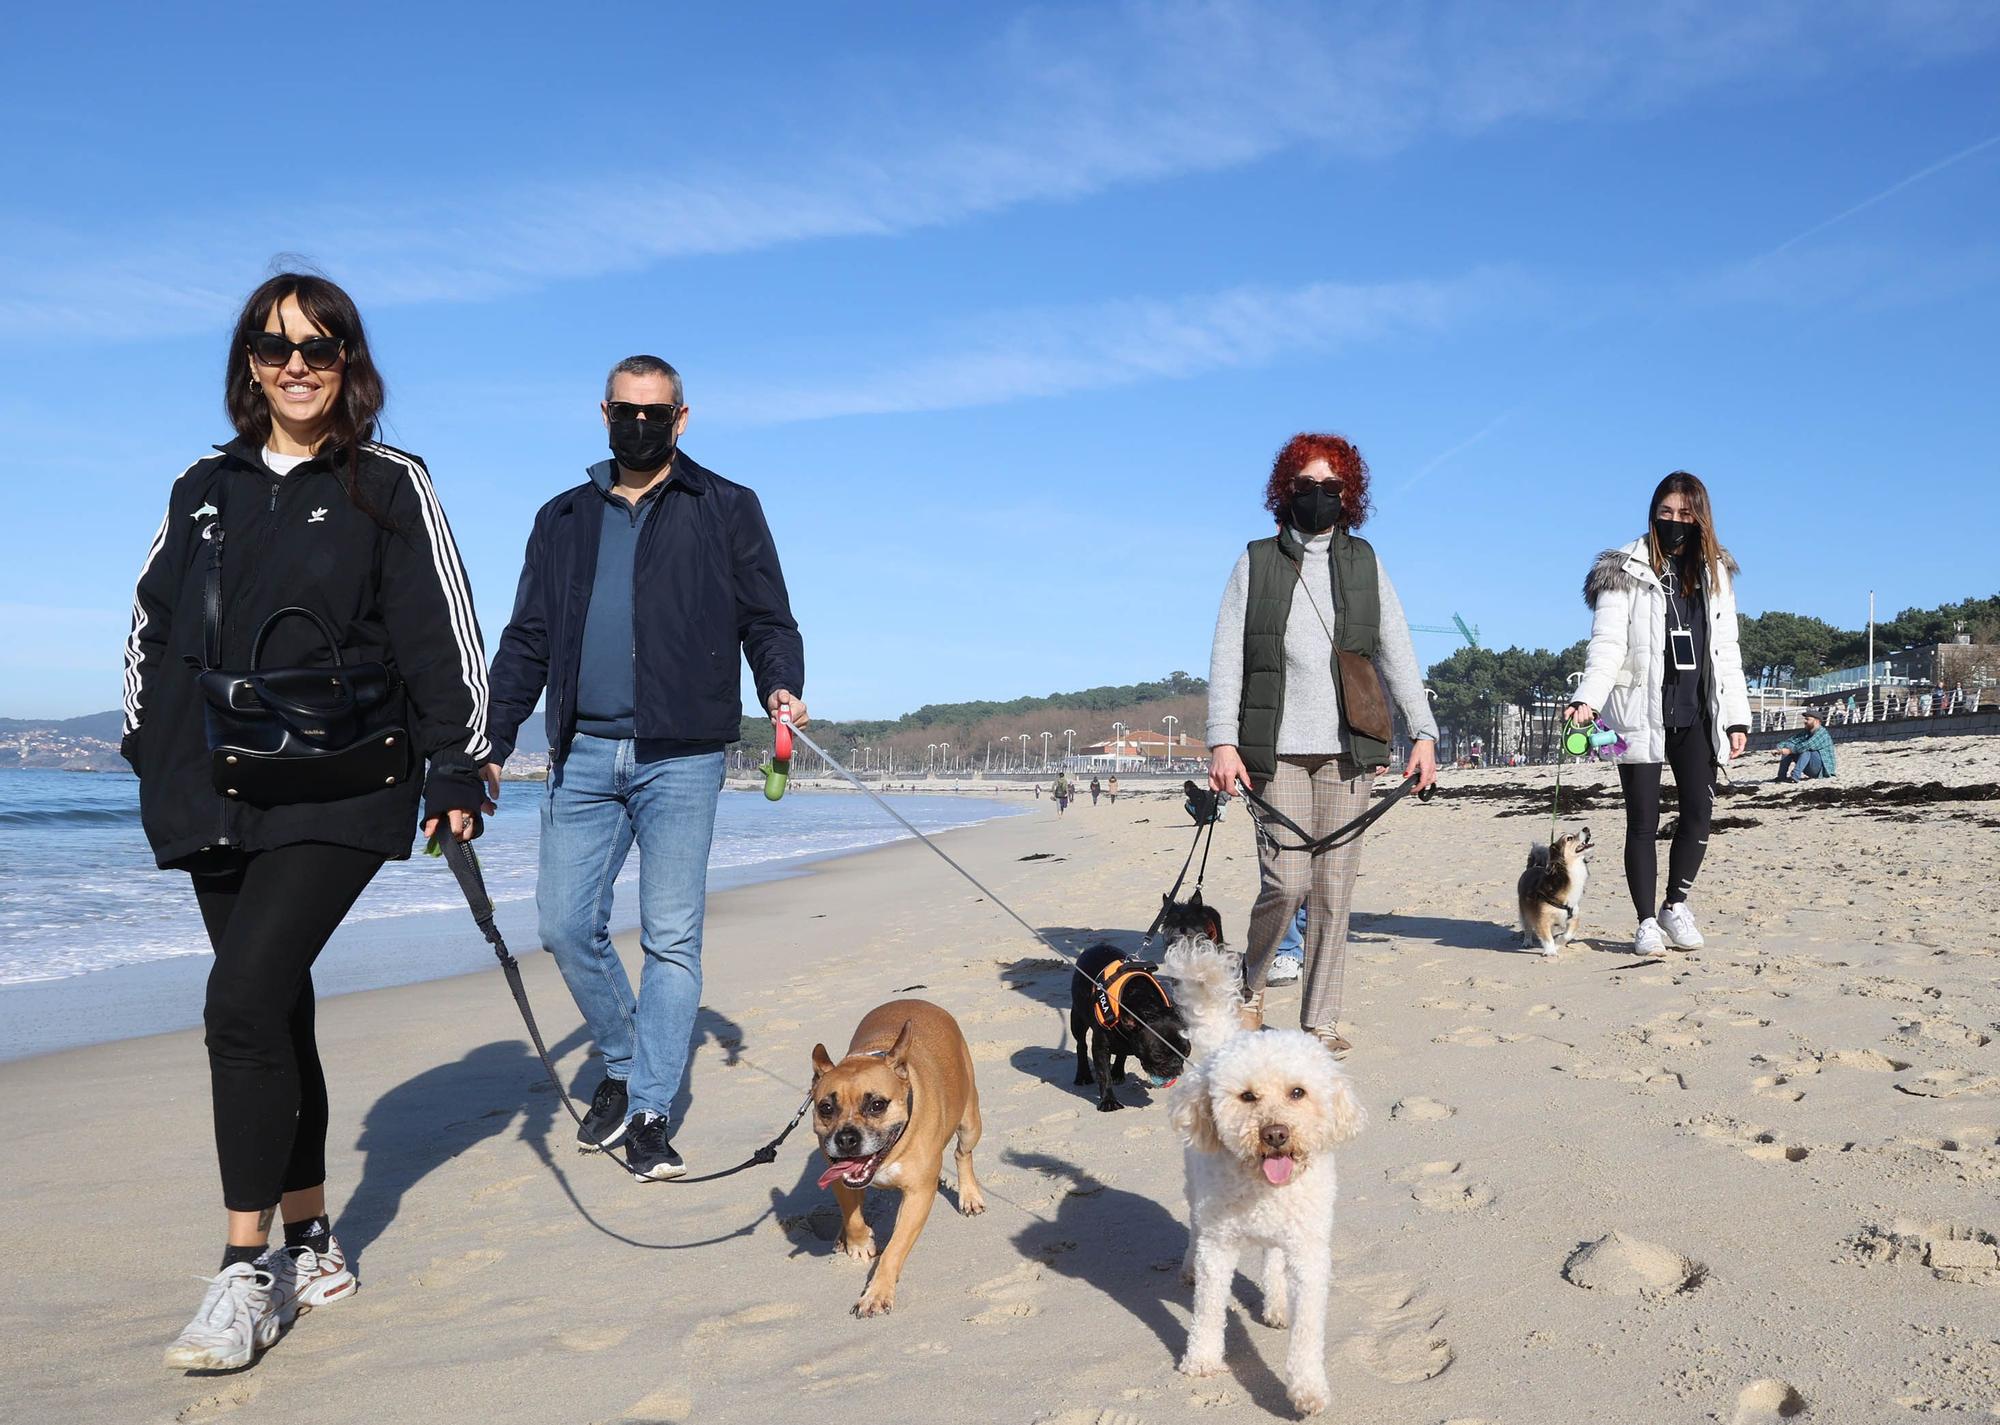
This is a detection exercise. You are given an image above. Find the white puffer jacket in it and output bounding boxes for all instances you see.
[1573,538,1752,768]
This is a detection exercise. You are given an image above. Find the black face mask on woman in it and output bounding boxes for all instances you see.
[1653,517,1697,559]
[1289,484,1343,535]
[609,417,677,474]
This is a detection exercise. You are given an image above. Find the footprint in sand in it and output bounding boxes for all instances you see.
[1392,1160,1460,1183]
[175,1386,259,1423]
[1338,1270,1453,1382]
[1750,1074,1805,1103]
[558,1325,635,1353]
[966,1262,1046,1323]
[1848,1220,2000,1285]
[619,1385,692,1423]
[1823,1048,1911,1073]
[1562,1231,1705,1298]
[1431,1025,1526,1048]
[1681,1113,1811,1163]
[1896,1069,2000,1100]
[1413,1180,1498,1213]
[1032,1412,1144,1425]
[1730,1378,1807,1423]
[411,1248,504,1288]
[1563,1059,1684,1090]
[1390,1097,1455,1121]
[1527,1003,1565,1019]
[1894,1015,1992,1049]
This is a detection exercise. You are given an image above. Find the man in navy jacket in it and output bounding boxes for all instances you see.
[485,355,806,1180]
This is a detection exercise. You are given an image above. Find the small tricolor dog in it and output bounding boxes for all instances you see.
[1517,827,1592,956]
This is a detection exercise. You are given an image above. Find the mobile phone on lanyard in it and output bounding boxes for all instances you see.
[1669,627,1697,671]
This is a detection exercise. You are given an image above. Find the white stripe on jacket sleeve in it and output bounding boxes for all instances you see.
[122,457,207,736]
[369,444,492,762]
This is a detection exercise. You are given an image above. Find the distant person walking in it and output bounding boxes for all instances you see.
[1107,775,1120,803]
[125,274,492,1370]
[485,355,805,1183]
[1568,471,1750,958]
[1052,772,1073,815]
[1089,776,1102,805]
[1206,433,1439,1057]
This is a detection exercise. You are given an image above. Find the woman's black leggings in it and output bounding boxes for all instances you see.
[1616,724,1715,922]
[191,843,384,1212]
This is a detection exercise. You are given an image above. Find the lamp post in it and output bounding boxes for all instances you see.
[926,743,936,776]
[1040,731,1053,768]
[1062,728,1076,766]
[1161,714,1179,771]
[1017,733,1030,771]
[1111,720,1127,771]
[940,742,951,776]
[1867,589,1875,722]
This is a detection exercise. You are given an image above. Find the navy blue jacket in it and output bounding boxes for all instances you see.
[485,452,803,766]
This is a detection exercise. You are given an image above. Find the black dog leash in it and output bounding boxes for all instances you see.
[439,837,811,1185]
[1136,803,1220,952]
[1237,771,1435,856]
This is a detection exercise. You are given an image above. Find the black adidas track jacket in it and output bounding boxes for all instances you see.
[121,436,490,868]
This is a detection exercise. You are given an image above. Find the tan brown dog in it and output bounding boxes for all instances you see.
[809,999,985,1317]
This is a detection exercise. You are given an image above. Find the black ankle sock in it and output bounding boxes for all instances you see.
[220,1242,266,1272]
[284,1215,331,1254]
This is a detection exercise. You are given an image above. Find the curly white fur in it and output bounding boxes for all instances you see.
[1159,938,1366,1417]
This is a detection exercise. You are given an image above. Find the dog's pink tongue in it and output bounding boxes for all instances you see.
[818,1160,861,1189]
[1261,1155,1295,1186]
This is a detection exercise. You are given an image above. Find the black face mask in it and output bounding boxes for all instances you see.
[1654,517,1697,558]
[609,417,677,474]
[1289,484,1343,535]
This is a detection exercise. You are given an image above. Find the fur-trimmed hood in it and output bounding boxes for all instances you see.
[1582,537,1739,607]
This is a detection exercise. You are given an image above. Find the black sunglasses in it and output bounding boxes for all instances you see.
[248,333,345,370]
[606,401,682,423]
[1290,476,1340,494]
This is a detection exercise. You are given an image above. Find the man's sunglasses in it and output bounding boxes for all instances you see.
[606,401,682,423]
[248,333,345,370]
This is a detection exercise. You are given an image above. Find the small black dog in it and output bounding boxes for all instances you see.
[1156,888,1225,946]
[1071,943,1191,1112]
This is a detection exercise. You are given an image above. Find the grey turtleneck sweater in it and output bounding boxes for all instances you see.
[1205,528,1438,755]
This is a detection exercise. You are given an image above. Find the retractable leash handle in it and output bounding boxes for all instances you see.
[761,713,794,802]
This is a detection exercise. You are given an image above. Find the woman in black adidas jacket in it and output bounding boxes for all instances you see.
[124,274,491,1371]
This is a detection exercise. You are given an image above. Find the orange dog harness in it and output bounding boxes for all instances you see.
[1092,958,1169,1030]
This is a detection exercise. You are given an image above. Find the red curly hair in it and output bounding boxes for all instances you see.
[1263,433,1371,530]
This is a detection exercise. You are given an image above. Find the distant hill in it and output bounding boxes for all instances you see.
[0,711,123,742]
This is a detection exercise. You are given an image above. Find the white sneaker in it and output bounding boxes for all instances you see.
[1266,954,1303,986]
[1658,902,1705,949]
[164,1262,282,1371]
[263,1236,357,1321]
[1634,918,1667,956]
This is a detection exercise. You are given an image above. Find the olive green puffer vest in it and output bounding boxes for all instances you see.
[1237,528,1385,780]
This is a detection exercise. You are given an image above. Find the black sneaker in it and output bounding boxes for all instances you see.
[624,1112,687,1181]
[576,1077,630,1152]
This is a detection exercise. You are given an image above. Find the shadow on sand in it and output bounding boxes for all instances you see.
[341,1003,760,1262]
[1004,1148,1293,1417]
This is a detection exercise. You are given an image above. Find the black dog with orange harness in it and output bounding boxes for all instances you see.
[1070,943,1191,1112]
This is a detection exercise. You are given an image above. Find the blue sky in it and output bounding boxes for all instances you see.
[2,1,1996,722]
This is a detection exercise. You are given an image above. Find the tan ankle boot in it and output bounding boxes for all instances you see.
[1310,1025,1352,1058]
[1238,990,1265,1032]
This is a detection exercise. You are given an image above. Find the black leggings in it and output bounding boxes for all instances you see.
[1616,724,1715,922]
[191,843,384,1212]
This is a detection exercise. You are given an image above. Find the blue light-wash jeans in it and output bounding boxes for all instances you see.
[1777,749,1828,782]
[538,735,725,1121]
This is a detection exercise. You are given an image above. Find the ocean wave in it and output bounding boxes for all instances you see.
[0,805,142,829]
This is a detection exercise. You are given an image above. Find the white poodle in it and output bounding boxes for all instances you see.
[1161,938,1366,1418]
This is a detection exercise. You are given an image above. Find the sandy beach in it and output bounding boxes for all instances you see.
[5,735,1997,1423]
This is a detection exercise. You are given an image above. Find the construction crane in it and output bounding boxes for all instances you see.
[1408,614,1481,648]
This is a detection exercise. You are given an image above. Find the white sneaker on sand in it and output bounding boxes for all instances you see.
[1634,918,1667,956]
[263,1236,357,1320]
[1658,902,1705,949]
[1266,954,1302,986]
[164,1263,281,1371]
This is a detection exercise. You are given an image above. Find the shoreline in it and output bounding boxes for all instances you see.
[0,793,1032,1064]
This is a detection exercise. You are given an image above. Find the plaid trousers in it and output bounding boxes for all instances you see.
[1242,753,1373,1032]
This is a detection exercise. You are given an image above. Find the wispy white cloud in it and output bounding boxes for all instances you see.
[700,267,1519,424]
[4,1,1994,340]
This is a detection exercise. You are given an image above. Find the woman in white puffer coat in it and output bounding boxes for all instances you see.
[1566,472,1751,957]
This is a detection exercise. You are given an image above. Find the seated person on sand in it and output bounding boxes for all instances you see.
[1774,710,1836,782]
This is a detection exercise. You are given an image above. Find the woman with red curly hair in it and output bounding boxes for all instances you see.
[1205,433,1438,1056]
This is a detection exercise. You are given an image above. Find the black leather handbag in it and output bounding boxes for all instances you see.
[194,501,411,806]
